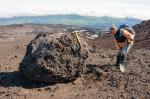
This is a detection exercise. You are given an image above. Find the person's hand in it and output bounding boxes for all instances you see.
[116,46,120,50]
[116,46,121,50]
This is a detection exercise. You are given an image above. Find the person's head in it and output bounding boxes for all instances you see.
[110,25,117,35]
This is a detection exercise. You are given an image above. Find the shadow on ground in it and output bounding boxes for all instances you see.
[0,64,118,89]
[0,71,55,89]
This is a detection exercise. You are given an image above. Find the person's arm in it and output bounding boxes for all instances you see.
[113,37,120,50]
[122,29,135,41]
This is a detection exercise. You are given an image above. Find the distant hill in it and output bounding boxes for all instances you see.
[0,14,142,27]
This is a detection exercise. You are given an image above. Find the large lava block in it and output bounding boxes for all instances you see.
[19,32,88,83]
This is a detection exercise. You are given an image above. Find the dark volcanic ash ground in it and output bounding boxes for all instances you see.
[0,23,150,99]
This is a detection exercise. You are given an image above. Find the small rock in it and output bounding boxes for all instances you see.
[131,96,136,99]
[37,88,42,91]
[16,46,19,49]
[14,55,18,58]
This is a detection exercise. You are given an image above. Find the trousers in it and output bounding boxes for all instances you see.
[116,41,133,65]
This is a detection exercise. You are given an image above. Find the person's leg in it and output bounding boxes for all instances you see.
[121,29,135,55]
[116,51,121,68]
[122,41,133,56]
[120,48,125,64]
[119,41,133,72]
[120,41,133,64]
[116,47,123,68]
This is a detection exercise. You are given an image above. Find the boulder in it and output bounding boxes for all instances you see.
[19,32,88,83]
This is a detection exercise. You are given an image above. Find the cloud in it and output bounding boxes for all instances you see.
[0,0,150,20]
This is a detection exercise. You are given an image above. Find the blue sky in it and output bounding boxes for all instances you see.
[0,0,150,19]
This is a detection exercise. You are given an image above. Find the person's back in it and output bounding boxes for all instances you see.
[119,24,135,36]
[114,24,135,43]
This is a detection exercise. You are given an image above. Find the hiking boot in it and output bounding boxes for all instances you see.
[119,63,126,73]
[116,53,121,69]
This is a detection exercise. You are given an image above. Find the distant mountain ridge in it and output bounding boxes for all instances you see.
[0,14,142,27]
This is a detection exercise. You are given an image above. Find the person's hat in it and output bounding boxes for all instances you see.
[110,24,117,30]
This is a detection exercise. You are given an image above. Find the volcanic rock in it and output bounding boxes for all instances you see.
[19,32,88,83]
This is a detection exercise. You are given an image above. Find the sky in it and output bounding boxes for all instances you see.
[0,0,150,20]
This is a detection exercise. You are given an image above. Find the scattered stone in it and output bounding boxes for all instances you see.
[14,55,18,58]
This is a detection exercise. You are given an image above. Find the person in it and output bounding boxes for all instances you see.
[110,24,135,72]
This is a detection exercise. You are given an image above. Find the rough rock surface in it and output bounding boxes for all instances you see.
[133,20,150,49]
[19,32,88,83]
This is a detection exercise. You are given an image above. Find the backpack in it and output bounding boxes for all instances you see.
[119,24,136,35]
[114,24,135,43]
